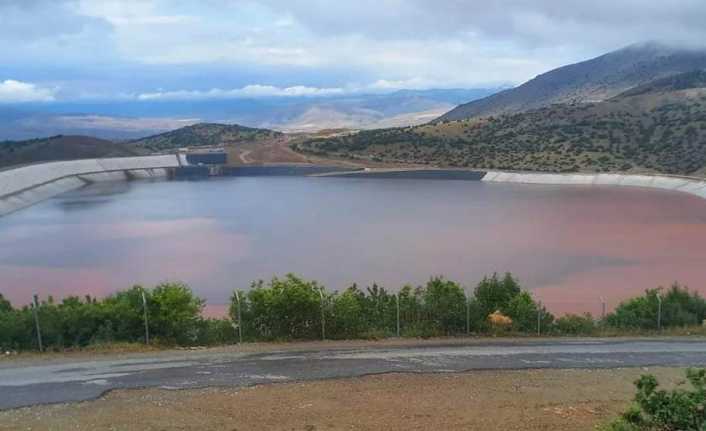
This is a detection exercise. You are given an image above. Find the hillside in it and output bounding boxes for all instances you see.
[295,72,706,175]
[0,135,139,169]
[128,123,282,153]
[438,42,706,121]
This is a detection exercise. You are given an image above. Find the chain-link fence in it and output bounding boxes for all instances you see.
[2,278,702,352]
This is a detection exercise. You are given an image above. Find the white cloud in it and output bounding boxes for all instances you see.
[4,0,706,101]
[137,84,347,101]
[0,80,56,103]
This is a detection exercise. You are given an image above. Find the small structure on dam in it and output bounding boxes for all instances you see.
[185,151,227,166]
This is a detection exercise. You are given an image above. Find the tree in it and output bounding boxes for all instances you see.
[100,286,152,342]
[474,272,522,318]
[331,285,367,339]
[423,277,466,335]
[0,293,12,313]
[246,274,324,340]
[149,282,205,345]
[505,292,554,333]
[606,284,706,330]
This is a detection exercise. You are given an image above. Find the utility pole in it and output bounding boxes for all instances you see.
[32,294,43,352]
[656,294,662,331]
[600,296,607,320]
[141,288,150,345]
[233,290,243,344]
[319,289,326,341]
[396,293,400,337]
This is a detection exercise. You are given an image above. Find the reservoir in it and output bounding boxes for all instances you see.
[2,175,706,316]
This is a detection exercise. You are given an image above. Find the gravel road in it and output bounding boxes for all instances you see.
[2,338,706,410]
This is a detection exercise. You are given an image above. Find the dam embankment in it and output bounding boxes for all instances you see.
[0,155,180,216]
[4,158,706,217]
[482,171,706,199]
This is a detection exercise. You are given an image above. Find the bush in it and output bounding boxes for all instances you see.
[1,283,213,351]
[606,284,706,330]
[423,277,466,335]
[330,286,368,339]
[148,282,205,345]
[553,313,595,335]
[245,274,325,340]
[505,291,554,333]
[604,369,706,430]
[474,272,521,319]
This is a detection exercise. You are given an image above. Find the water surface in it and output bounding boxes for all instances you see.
[2,176,706,316]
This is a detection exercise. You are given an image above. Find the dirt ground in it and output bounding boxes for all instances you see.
[0,367,688,431]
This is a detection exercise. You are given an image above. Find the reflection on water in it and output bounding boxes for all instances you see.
[2,176,706,316]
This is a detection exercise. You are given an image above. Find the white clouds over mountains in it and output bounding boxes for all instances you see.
[2,0,706,102]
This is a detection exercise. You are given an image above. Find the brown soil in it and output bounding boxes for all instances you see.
[0,367,687,431]
[225,135,311,165]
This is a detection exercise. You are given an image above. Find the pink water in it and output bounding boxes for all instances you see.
[1,176,705,317]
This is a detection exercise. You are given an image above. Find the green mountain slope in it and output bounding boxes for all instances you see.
[438,42,706,121]
[128,123,281,153]
[295,72,706,175]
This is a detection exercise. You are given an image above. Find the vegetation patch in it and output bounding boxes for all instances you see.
[603,368,706,430]
[2,275,705,352]
[294,84,706,175]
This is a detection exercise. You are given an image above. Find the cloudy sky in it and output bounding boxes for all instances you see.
[2,0,706,104]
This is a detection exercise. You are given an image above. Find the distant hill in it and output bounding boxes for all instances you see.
[0,88,501,140]
[438,42,706,121]
[296,71,706,175]
[128,123,282,152]
[0,135,139,169]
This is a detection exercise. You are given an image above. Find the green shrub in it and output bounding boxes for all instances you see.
[245,274,325,340]
[330,286,368,339]
[148,282,205,345]
[505,291,554,333]
[423,277,466,335]
[553,313,596,335]
[474,272,521,319]
[606,284,706,330]
[604,369,706,430]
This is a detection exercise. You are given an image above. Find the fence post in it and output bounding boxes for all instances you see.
[141,288,150,345]
[656,294,662,331]
[396,293,400,337]
[32,294,43,352]
[234,290,243,344]
[319,289,326,341]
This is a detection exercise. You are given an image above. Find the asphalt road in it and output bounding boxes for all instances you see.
[2,338,706,410]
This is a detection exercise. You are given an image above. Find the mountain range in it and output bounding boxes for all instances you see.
[0,88,499,141]
[3,42,706,176]
[438,42,706,121]
[292,42,706,175]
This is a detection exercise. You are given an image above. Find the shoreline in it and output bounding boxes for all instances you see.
[3,158,706,218]
[482,170,706,200]
[0,155,180,216]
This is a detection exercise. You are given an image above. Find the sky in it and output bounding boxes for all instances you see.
[2,0,706,104]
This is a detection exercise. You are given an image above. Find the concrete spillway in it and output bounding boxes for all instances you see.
[482,171,706,199]
[0,155,180,216]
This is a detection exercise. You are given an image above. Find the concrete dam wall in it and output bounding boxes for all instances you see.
[482,171,706,199]
[0,155,180,216]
